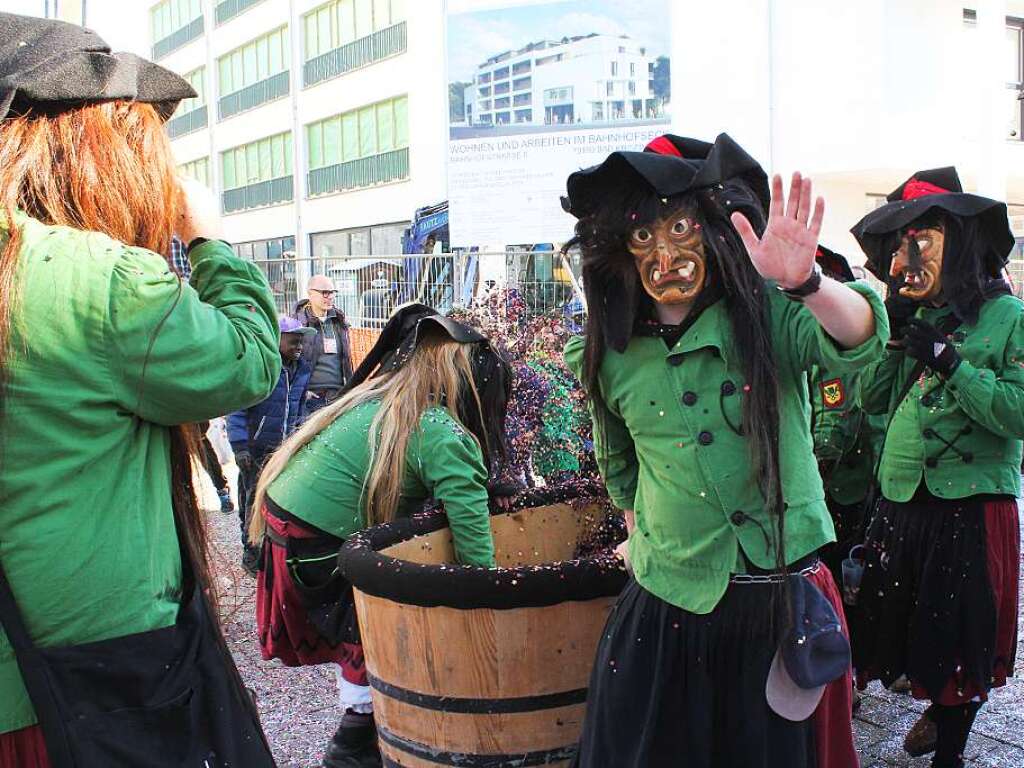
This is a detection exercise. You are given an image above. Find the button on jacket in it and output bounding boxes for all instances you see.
[860,294,1024,501]
[564,281,888,614]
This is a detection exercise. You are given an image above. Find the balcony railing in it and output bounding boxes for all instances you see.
[152,16,204,61]
[215,0,263,25]
[223,175,294,213]
[218,71,290,120]
[303,21,407,87]
[307,148,409,197]
[166,105,208,139]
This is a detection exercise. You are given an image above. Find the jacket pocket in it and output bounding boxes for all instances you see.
[67,686,197,766]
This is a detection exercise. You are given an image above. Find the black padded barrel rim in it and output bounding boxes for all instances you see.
[367,672,587,714]
[337,483,628,611]
[378,725,578,767]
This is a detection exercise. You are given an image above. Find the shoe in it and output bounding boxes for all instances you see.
[241,546,260,578]
[903,711,938,757]
[218,489,234,513]
[322,721,382,768]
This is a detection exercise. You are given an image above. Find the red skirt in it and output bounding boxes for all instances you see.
[255,504,367,685]
[0,724,50,768]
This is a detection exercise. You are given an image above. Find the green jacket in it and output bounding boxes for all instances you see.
[565,281,887,614]
[0,215,281,734]
[267,399,496,567]
[810,367,886,506]
[861,295,1024,501]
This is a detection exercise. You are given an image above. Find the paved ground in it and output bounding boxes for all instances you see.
[199,466,1024,768]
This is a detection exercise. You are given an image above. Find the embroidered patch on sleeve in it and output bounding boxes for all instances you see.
[821,378,846,409]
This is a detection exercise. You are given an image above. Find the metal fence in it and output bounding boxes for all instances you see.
[223,175,294,213]
[302,22,408,87]
[215,0,264,25]
[250,251,584,327]
[152,16,204,61]
[218,71,290,120]
[307,148,409,196]
[166,105,208,139]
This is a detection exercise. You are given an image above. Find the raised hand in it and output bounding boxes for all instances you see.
[731,172,825,290]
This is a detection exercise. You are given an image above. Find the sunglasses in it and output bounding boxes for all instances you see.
[311,289,336,297]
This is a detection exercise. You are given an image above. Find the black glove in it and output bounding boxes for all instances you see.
[885,291,918,343]
[904,319,961,376]
[235,449,253,473]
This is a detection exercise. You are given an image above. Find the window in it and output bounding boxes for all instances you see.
[479,85,491,97]
[618,45,626,53]
[630,62,636,77]
[151,0,201,43]
[494,82,510,96]
[606,81,614,96]
[175,67,206,115]
[611,61,618,76]
[512,77,531,91]
[221,132,293,190]
[512,60,531,75]
[494,97,511,109]
[479,72,491,83]
[965,10,1024,139]
[217,27,289,95]
[494,66,509,80]
[233,235,295,260]
[179,157,211,187]
[628,81,636,95]
[514,109,532,123]
[513,93,531,106]
[303,0,405,60]
[306,95,409,171]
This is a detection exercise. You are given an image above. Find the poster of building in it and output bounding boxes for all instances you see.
[446,0,672,246]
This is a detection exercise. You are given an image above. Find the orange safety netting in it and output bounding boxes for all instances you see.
[349,327,381,370]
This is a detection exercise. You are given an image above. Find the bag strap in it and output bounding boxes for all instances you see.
[0,558,77,766]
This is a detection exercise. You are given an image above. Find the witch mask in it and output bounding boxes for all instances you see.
[890,222,944,302]
[629,205,706,305]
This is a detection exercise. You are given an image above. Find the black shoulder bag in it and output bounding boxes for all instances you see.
[0,525,276,767]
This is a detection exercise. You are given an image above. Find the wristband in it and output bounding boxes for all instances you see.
[779,262,822,302]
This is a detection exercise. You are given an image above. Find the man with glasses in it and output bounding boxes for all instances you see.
[294,274,353,419]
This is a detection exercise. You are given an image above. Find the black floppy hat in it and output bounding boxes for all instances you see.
[345,303,487,391]
[0,12,195,122]
[851,167,1013,276]
[815,245,855,283]
[561,132,770,220]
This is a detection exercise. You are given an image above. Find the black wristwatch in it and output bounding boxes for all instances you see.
[779,262,822,302]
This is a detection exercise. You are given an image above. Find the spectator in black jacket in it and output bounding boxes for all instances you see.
[294,274,353,418]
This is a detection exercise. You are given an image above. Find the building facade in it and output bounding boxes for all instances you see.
[154,0,1024,308]
[463,34,664,128]
[152,0,446,312]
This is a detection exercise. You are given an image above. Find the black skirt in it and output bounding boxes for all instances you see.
[852,494,1019,704]
[571,578,818,768]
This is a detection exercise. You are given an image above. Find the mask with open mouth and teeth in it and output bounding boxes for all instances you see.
[890,224,944,302]
[629,207,706,305]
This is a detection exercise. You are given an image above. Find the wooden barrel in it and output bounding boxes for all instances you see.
[339,495,627,768]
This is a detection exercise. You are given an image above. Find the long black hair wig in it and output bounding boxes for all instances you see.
[460,341,513,472]
[566,175,788,572]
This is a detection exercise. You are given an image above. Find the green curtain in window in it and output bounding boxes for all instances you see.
[342,112,359,161]
[394,96,408,147]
